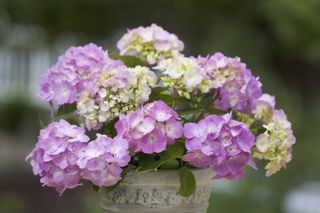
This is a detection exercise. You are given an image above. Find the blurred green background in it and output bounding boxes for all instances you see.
[0,0,319,212]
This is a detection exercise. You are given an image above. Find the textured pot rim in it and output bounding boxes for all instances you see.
[107,168,214,186]
[127,167,212,173]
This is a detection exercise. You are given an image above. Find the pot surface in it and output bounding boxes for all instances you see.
[99,169,214,213]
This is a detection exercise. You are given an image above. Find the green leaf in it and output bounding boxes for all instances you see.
[178,166,196,197]
[92,184,99,192]
[164,142,185,159]
[250,120,266,136]
[56,103,77,117]
[148,87,174,105]
[176,96,198,104]
[176,108,203,114]
[206,107,225,115]
[65,117,79,125]
[109,52,147,67]
[136,142,185,171]
[136,153,169,172]
[151,87,170,94]
[86,130,97,141]
[250,120,264,129]
[179,114,196,123]
[98,118,118,137]
[160,159,180,169]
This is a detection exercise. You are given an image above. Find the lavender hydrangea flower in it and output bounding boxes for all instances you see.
[117,24,184,65]
[26,120,90,195]
[77,62,157,130]
[77,134,130,187]
[156,55,212,99]
[182,113,256,180]
[253,109,296,176]
[115,100,183,154]
[38,43,106,105]
[198,53,263,113]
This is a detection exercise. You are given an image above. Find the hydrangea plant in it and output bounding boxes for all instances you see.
[27,24,295,197]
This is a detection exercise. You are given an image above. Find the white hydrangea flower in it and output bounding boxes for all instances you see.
[117,24,184,65]
[253,109,296,176]
[155,55,212,99]
[77,61,157,129]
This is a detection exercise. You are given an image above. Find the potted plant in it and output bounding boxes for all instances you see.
[27,24,295,213]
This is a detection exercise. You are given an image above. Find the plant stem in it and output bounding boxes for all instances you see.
[196,111,206,122]
[172,90,177,110]
[195,90,220,121]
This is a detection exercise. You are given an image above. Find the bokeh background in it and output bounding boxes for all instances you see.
[0,0,320,212]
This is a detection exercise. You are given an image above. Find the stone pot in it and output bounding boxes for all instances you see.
[99,169,214,213]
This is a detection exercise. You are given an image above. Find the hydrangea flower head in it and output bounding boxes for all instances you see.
[26,120,89,195]
[117,24,184,65]
[77,61,157,129]
[156,55,212,99]
[198,53,263,113]
[182,113,256,180]
[38,43,106,105]
[253,109,295,176]
[115,100,183,154]
[77,134,130,186]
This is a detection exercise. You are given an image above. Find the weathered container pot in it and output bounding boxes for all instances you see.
[99,169,214,213]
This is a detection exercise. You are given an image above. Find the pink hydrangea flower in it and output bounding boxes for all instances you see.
[115,100,183,154]
[182,150,214,168]
[77,134,130,187]
[117,24,184,65]
[26,120,90,195]
[182,113,256,180]
[38,43,106,105]
[198,53,263,113]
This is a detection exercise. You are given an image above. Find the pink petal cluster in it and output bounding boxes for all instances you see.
[117,24,184,64]
[77,134,130,187]
[38,43,106,105]
[198,52,262,113]
[115,100,183,154]
[26,120,90,195]
[182,113,256,180]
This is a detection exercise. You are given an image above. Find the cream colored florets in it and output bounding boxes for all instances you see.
[253,110,295,176]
